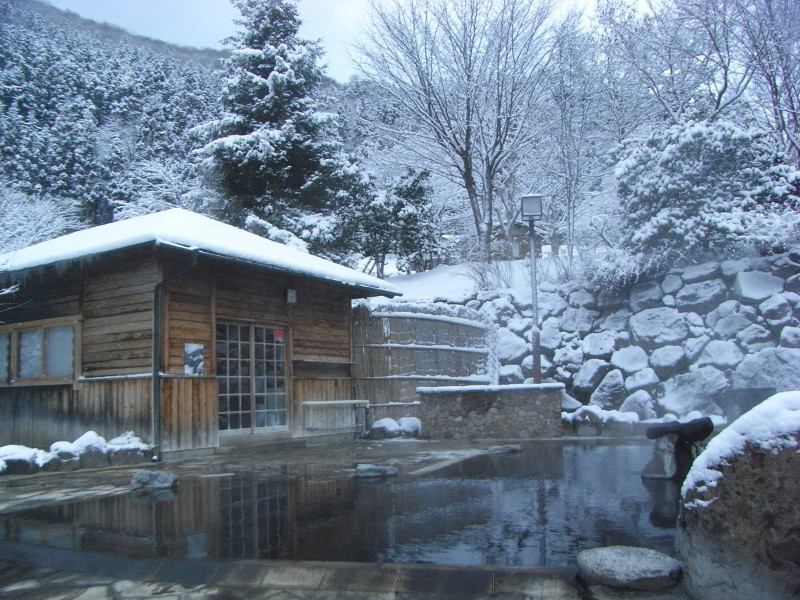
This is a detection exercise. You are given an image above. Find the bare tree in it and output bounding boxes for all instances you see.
[599,0,753,124]
[358,0,554,260]
[733,0,800,164]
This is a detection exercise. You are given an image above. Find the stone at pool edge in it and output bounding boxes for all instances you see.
[577,546,682,591]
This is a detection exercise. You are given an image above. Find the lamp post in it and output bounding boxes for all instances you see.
[520,194,544,383]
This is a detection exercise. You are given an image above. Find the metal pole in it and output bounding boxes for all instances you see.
[528,221,541,383]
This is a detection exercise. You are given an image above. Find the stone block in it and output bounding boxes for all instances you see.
[629,281,663,313]
[577,546,682,591]
[733,271,784,304]
[78,449,109,469]
[675,279,728,313]
[630,308,689,350]
[610,345,648,374]
[681,262,722,283]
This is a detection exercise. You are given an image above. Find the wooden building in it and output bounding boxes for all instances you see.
[0,209,398,453]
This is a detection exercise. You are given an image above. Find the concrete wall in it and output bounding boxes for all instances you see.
[417,383,563,439]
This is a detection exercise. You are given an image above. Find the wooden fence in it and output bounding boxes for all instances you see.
[352,303,497,407]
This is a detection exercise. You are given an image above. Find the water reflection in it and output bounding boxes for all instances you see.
[0,440,676,567]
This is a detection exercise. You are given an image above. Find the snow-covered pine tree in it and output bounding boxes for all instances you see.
[196,0,362,226]
[350,169,438,278]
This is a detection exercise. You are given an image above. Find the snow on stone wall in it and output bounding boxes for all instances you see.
[390,249,800,420]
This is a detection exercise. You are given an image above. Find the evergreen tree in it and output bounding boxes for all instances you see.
[351,169,438,278]
[615,120,800,269]
[196,0,359,221]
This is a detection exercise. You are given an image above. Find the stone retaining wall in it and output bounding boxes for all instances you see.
[446,249,800,420]
[417,384,563,439]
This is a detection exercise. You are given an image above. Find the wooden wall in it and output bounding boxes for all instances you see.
[164,256,358,443]
[0,247,364,450]
[0,378,152,448]
[160,376,218,452]
[82,248,160,376]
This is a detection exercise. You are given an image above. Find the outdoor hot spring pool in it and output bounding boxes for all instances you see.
[0,439,679,567]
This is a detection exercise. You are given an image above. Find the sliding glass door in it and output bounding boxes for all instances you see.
[216,323,287,434]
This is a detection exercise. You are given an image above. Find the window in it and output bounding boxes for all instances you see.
[0,318,78,384]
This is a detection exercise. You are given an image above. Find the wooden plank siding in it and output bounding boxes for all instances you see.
[0,379,151,448]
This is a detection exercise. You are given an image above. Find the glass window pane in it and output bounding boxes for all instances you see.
[0,332,9,380]
[45,325,74,376]
[18,329,42,378]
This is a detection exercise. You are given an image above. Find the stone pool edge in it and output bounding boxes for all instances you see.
[0,539,582,598]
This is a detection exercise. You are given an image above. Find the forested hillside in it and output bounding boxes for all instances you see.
[0,0,224,249]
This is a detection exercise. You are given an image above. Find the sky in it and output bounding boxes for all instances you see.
[45,0,371,82]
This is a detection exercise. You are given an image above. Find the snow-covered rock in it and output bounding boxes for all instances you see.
[731,347,800,391]
[683,335,710,363]
[681,262,721,283]
[73,431,107,453]
[561,390,583,411]
[594,307,631,332]
[610,345,648,374]
[398,416,422,437]
[650,345,687,378]
[552,340,583,372]
[675,279,728,313]
[577,545,682,591]
[695,340,744,370]
[560,306,600,334]
[539,291,568,320]
[505,315,529,336]
[659,366,728,417]
[499,364,525,384]
[581,331,616,358]
[707,301,756,339]
[786,273,800,293]
[496,328,528,363]
[573,359,612,393]
[684,311,707,337]
[590,369,626,409]
[619,390,657,420]
[629,281,663,313]
[720,256,769,280]
[369,418,401,439]
[629,308,689,349]
[480,296,517,327]
[569,288,597,309]
[50,441,78,459]
[678,392,800,600]
[732,270,784,304]
[661,273,683,295]
[624,368,660,393]
[736,324,776,353]
[758,294,793,327]
[780,326,800,348]
[539,323,563,353]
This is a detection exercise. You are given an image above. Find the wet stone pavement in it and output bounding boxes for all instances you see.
[0,438,591,599]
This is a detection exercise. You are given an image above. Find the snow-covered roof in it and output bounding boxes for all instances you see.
[0,208,400,297]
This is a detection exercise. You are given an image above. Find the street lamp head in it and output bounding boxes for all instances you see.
[520,193,544,221]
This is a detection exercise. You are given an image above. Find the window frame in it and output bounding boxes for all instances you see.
[0,316,81,387]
